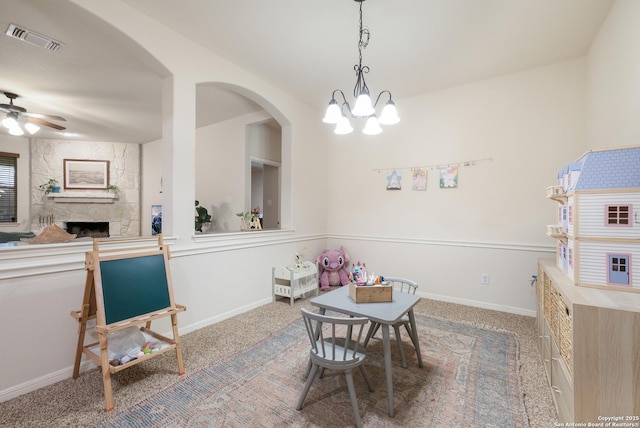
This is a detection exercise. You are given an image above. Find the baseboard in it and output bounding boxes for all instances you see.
[0,297,273,403]
[1,292,532,403]
[0,363,90,403]
[418,291,536,317]
[178,297,273,335]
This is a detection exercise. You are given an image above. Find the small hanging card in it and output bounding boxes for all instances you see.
[386,169,402,190]
[439,166,459,188]
[412,169,427,191]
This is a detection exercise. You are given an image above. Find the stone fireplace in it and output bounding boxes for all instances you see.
[29,139,141,238]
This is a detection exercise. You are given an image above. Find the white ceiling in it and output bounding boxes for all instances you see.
[0,0,613,143]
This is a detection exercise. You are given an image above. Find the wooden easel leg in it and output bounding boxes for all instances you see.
[73,270,95,379]
[98,331,115,412]
[171,313,185,375]
[72,303,90,379]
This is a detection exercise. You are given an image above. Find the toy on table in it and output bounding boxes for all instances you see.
[317,246,350,291]
[350,261,383,285]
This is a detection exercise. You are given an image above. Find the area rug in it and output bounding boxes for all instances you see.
[99,315,528,427]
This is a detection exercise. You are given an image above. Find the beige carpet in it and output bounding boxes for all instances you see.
[0,294,557,427]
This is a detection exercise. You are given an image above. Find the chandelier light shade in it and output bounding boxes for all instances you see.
[323,0,399,135]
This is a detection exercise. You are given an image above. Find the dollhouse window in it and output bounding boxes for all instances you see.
[612,257,626,272]
[568,205,573,224]
[606,205,631,226]
[568,248,573,267]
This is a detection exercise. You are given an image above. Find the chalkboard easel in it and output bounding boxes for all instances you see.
[70,235,186,411]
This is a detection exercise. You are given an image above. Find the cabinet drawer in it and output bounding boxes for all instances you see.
[551,340,574,423]
[540,320,552,382]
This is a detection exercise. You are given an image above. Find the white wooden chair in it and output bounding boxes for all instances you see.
[363,276,420,368]
[297,308,373,428]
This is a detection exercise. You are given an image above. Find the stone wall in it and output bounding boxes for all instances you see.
[30,139,140,237]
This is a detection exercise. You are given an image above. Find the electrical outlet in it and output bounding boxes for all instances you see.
[481,273,490,284]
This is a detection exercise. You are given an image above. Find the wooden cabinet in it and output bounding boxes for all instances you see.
[537,259,640,423]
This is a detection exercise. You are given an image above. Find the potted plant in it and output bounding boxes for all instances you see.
[107,184,120,194]
[40,178,60,195]
[235,211,252,231]
[195,200,212,232]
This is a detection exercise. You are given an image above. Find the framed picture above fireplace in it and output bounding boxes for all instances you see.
[64,159,110,190]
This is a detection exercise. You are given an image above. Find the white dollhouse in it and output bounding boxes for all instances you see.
[546,146,640,291]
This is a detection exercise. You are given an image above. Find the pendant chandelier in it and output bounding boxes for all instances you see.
[323,0,399,135]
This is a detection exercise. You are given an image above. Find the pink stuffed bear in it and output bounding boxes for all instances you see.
[317,247,350,291]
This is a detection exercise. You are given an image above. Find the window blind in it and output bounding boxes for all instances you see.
[0,152,18,222]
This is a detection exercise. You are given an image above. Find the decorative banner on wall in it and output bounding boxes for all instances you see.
[412,169,427,191]
[372,157,491,192]
[439,166,459,188]
[386,170,402,190]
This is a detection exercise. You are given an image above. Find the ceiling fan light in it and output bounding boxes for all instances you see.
[322,99,341,124]
[378,100,400,125]
[24,122,40,134]
[362,115,382,135]
[2,116,18,129]
[334,116,353,135]
[351,93,374,117]
[8,125,24,136]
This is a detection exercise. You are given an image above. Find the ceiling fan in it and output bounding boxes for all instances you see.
[0,91,66,136]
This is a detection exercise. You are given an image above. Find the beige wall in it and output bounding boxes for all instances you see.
[325,59,586,312]
[586,0,640,149]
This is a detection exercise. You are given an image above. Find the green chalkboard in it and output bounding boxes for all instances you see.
[99,253,171,325]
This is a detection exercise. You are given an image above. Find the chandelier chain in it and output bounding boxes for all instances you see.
[357,1,370,66]
[354,0,370,100]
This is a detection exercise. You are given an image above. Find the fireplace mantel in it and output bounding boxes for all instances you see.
[46,192,118,204]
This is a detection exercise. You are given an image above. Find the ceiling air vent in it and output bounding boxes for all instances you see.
[5,24,62,52]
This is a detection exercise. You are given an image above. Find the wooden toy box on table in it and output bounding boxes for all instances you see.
[349,282,392,303]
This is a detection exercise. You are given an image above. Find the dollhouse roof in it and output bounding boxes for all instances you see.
[558,161,583,179]
[566,147,640,191]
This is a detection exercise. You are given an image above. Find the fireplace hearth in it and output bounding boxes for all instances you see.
[66,222,109,238]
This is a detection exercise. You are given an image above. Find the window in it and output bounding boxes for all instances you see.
[0,152,18,222]
[568,248,573,267]
[606,205,631,226]
[568,205,573,225]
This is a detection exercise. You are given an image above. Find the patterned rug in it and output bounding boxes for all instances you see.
[99,315,528,427]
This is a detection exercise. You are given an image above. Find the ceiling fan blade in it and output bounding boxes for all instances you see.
[23,112,67,122]
[27,117,66,131]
